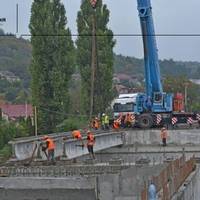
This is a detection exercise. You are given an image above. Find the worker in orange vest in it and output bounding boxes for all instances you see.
[91,117,100,130]
[87,130,96,159]
[125,113,132,127]
[160,127,168,146]
[113,120,120,129]
[42,135,56,163]
[72,130,84,147]
[113,115,121,130]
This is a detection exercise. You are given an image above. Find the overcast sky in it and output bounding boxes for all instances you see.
[0,0,200,62]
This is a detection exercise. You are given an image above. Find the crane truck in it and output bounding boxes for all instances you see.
[112,0,200,128]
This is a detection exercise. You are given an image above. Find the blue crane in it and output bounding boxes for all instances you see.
[133,0,173,127]
[113,0,199,128]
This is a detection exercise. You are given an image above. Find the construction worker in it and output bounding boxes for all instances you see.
[104,113,109,130]
[42,135,56,163]
[160,127,168,146]
[92,117,100,130]
[148,181,156,200]
[101,113,106,130]
[120,115,126,128]
[125,113,132,128]
[72,130,84,147]
[87,130,95,159]
[113,120,120,129]
[113,116,121,130]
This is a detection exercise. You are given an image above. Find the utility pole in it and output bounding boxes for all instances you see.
[89,0,97,120]
[184,82,189,112]
[34,106,38,137]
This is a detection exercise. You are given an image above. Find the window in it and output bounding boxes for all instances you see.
[154,93,163,103]
[113,103,134,112]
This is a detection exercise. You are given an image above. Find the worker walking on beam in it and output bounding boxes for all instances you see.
[87,130,96,159]
[41,135,56,164]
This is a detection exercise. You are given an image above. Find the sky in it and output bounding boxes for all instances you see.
[0,0,200,62]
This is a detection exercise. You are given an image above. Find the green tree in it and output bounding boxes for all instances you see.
[163,76,200,112]
[29,0,75,133]
[76,0,115,115]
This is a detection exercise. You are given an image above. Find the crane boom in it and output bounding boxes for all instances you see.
[133,0,173,115]
[137,0,162,96]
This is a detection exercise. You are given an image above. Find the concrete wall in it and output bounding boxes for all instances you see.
[124,129,200,145]
[97,165,165,200]
[0,177,96,200]
[0,165,165,200]
[0,189,95,200]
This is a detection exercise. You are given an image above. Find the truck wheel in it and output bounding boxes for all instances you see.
[138,114,153,128]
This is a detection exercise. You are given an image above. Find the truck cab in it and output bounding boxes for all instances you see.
[112,93,138,118]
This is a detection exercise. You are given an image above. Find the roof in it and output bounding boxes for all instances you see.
[1,104,33,118]
[116,74,132,80]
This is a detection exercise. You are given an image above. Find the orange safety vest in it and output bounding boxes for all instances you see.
[87,133,95,146]
[46,138,55,150]
[161,130,167,139]
[113,121,120,129]
[126,113,133,122]
[72,130,82,139]
[94,119,99,129]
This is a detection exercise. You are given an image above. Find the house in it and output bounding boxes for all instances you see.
[115,84,129,94]
[1,104,33,121]
[0,71,20,83]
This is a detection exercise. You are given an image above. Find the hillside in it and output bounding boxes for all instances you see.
[0,32,31,88]
[0,30,31,103]
[114,54,200,79]
[0,31,200,104]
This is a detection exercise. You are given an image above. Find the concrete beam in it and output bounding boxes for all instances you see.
[9,131,124,161]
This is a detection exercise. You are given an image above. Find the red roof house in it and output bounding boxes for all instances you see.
[1,104,33,121]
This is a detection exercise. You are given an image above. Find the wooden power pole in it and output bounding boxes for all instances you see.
[89,0,98,120]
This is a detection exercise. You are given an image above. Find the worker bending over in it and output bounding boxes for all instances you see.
[72,130,84,147]
[41,135,56,163]
[87,130,96,159]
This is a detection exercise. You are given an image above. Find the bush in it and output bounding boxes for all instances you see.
[0,145,11,159]
[0,119,32,161]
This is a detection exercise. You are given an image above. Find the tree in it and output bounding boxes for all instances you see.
[76,0,115,115]
[163,76,200,112]
[29,0,75,133]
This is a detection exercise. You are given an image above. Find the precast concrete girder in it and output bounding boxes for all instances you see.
[9,131,124,161]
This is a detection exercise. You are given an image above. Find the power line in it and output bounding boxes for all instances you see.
[20,33,200,37]
[38,105,89,118]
